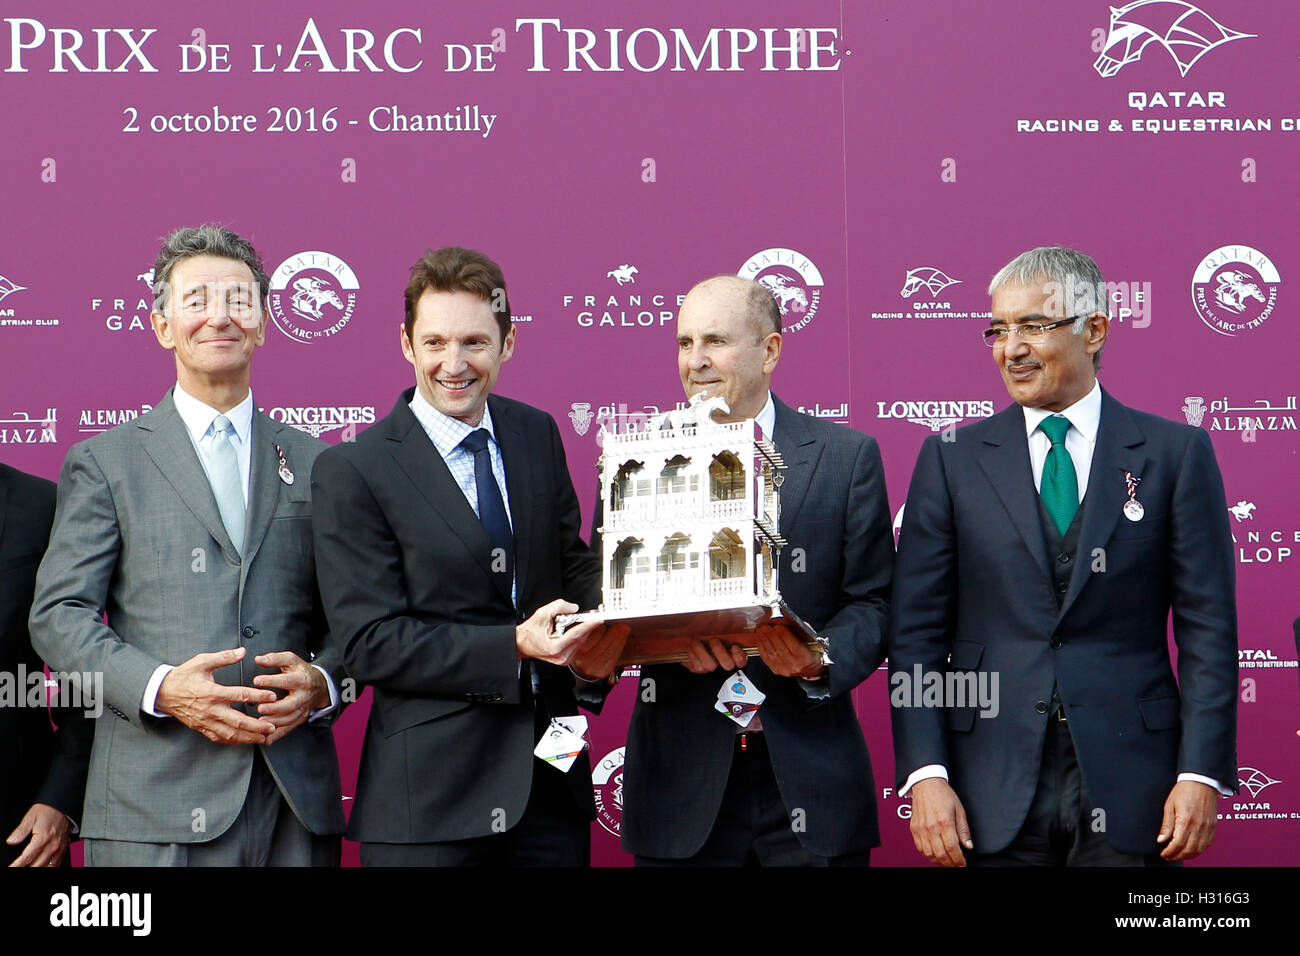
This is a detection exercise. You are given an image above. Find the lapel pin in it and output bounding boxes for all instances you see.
[1122,470,1143,521]
[275,443,295,485]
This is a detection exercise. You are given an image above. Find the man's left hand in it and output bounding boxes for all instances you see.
[1156,780,1218,860]
[6,803,71,867]
[253,651,330,745]
[570,622,630,681]
[755,624,826,679]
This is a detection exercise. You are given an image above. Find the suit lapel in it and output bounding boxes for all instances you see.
[977,404,1052,582]
[492,396,533,607]
[771,395,823,532]
[386,393,513,606]
[139,391,240,562]
[240,412,283,569]
[1058,391,1147,621]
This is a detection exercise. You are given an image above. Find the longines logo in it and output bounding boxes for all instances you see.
[739,248,823,333]
[0,272,58,328]
[1182,394,1296,433]
[1191,246,1279,336]
[268,251,358,344]
[876,399,996,432]
[0,407,56,444]
[561,265,684,329]
[1223,499,1298,566]
[265,405,376,439]
[78,403,153,435]
[591,747,625,837]
[871,267,990,321]
[1093,2,1254,78]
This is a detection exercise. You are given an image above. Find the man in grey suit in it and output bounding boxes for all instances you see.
[30,225,345,865]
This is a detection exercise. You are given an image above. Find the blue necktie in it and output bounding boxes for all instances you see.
[460,429,515,589]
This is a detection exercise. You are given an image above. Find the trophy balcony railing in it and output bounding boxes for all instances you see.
[604,495,753,530]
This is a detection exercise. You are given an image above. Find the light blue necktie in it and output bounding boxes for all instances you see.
[210,415,245,556]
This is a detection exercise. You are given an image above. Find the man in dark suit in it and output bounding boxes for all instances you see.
[1,462,93,867]
[31,225,345,865]
[890,246,1236,866]
[311,245,624,866]
[613,275,893,866]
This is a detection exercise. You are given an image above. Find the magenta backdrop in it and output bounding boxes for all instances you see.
[1,0,1295,866]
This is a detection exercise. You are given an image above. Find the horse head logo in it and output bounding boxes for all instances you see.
[1093,1,1254,78]
[900,267,962,299]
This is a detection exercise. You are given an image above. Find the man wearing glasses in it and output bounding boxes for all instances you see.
[889,246,1236,866]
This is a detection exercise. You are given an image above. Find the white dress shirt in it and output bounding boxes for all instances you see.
[142,384,338,721]
[901,379,1225,797]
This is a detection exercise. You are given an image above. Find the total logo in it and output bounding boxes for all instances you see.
[1237,647,1296,671]
[1191,246,1279,336]
[739,248,824,333]
[1222,499,1298,566]
[267,251,358,344]
[561,263,685,329]
[591,747,625,837]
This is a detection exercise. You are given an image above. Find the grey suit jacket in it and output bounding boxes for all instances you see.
[30,390,346,843]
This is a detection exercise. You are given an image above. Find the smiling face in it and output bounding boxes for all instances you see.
[401,287,515,426]
[989,278,1107,412]
[150,254,266,399]
[675,277,781,423]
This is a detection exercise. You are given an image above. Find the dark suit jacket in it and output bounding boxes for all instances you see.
[889,389,1237,857]
[612,395,893,859]
[311,389,604,843]
[30,392,346,842]
[0,463,93,864]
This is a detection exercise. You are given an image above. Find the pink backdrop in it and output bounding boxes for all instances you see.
[2,0,1295,865]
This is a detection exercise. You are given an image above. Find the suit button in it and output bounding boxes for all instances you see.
[242,625,256,638]
[1057,553,1071,564]
[1056,581,1068,593]
[1035,700,1049,715]
[1050,638,1062,649]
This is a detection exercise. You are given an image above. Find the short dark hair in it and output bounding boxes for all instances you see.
[152,225,269,316]
[403,246,511,342]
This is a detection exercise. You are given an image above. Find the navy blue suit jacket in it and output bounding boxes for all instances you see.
[889,389,1237,856]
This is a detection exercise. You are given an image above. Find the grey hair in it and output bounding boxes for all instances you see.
[988,246,1107,369]
[151,225,270,315]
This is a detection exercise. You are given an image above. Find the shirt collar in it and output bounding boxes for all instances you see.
[755,392,776,440]
[172,382,254,445]
[410,387,498,457]
[1022,379,1101,443]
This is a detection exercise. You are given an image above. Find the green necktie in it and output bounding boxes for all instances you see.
[1038,415,1078,536]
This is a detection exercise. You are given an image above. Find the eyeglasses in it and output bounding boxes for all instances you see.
[981,316,1082,347]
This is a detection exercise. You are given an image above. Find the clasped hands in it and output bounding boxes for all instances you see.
[515,598,630,681]
[156,645,329,745]
[680,624,826,679]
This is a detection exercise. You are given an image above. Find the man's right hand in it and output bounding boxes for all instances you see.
[909,777,974,867]
[515,599,601,665]
[155,646,278,745]
[680,638,747,674]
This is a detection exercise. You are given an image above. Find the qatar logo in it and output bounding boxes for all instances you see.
[1191,246,1279,336]
[0,273,27,304]
[1093,1,1254,78]
[606,264,638,286]
[1237,767,1281,800]
[268,251,358,344]
[739,248,824,334]
[900,267,961,299]
[592,747,625,837]
[568,402,595,436]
